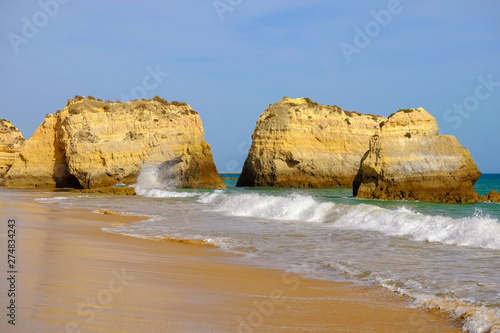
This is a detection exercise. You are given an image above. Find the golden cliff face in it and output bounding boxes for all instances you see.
[3,96,225,189]
[237,97,386,187]
[353,108,482,203]
[0,119,25,182]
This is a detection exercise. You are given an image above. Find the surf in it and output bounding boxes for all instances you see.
[198,191,500,250]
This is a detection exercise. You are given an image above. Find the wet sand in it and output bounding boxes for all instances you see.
[0,189,462,332]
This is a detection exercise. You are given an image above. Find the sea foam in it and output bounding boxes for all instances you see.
[133,163,198,198]
[198,191,500,250]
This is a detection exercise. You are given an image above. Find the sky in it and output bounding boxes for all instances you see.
[1,0,499,173]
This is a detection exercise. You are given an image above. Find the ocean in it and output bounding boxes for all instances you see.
[31,171,500,333]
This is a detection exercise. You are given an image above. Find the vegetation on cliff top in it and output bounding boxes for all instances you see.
[279,97,383,120]
[63,95,191,115]
[388,108,417,118]
[66,95,187,106]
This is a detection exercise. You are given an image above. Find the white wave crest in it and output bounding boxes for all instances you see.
[198,191,334,222]
[329,204,500,249]
[198,191,500,250]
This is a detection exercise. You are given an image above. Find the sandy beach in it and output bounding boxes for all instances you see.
[0,189,462,333]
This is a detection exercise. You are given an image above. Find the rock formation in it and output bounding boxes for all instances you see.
[353,108,482,203]
[3,96,225,189]
[0,119,25,183]
[482,190,500,203]
[237,97,386,187]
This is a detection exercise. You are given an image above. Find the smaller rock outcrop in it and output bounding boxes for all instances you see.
[353,108,482,203]
[0,119,25,183]
[482,190,500,203]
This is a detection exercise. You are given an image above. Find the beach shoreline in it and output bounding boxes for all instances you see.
[0,189,463,332]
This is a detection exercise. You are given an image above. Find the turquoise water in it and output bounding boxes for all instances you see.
[219,173,241,188]
[28,173,500,333]
[223,173,500,221]
[475,174,500,196]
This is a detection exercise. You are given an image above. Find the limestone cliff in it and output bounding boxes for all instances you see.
[0,119,25,182]
[353,108,481,203]
[237,97,386,187]
[3,96,225,189]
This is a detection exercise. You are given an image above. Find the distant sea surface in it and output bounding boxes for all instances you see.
[29,173,500,333]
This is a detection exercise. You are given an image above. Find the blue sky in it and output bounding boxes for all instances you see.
[1,0,499,173]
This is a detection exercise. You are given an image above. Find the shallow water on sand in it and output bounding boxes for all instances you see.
[26,173,500,333]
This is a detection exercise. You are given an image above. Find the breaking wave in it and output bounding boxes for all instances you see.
[133,163,198,198]
[198,191,500,250]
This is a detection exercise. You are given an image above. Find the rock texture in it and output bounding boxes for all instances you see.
[353,108,482,203]
[0,119,25,183]
[237,97,386,187]
[3,96,225,189]
[482,190,500,203]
